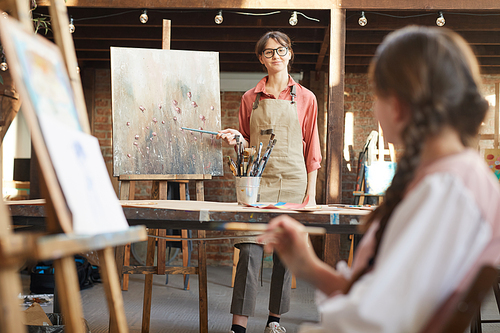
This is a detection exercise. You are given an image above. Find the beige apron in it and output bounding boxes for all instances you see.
[234,85,307,246]
[250,85,307,203]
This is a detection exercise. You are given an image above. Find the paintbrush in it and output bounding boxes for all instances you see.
[217,222,326,234]
[235,135,241,176]
[181,127,219,135]
[227,156,237,176]
[257,138,277,177]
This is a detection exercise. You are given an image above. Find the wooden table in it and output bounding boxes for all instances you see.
[8,199,370,333]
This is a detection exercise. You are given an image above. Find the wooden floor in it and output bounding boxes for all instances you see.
[22,266,320,333]
[20,266,500,333]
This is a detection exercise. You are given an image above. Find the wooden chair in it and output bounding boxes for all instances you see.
[420,265,498,333]
[418,239,500,333]
[469,271,500,333]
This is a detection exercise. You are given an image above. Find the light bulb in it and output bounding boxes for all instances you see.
[140,9,148,24]
[0,61,7,71]
[436,12,445,27]
[76,66,80,74]
[69,17,75,34]
[214,10,223,24]
[358,11,367,27]
[289,11,298,26]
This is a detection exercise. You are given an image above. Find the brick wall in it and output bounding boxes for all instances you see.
[91,69,500,267]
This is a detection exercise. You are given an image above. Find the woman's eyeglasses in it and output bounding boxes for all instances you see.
[262,47,288,58]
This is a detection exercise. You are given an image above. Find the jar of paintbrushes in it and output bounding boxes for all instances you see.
[227,135,277,205]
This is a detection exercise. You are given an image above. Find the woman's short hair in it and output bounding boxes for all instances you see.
[255,31,294,71]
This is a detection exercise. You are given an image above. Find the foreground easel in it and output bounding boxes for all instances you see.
[0,1,146,332]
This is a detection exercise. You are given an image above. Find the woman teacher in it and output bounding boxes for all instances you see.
[218,31,322,333]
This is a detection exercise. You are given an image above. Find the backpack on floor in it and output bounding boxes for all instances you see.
[30,255,94,294]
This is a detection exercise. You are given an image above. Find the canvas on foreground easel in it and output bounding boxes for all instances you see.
[0,15,128,234]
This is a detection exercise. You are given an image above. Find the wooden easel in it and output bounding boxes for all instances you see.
[0,1,147,332]
[478,82,500,150]
[348,125,395,267]
[113,20,211,333]
[353,124,395,206]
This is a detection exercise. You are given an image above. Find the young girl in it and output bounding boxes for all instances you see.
[257,26,500,332]
[218,31,322,333]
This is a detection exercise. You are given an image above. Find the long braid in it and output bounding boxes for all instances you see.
[343,26,489,294]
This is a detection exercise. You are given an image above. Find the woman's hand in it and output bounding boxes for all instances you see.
[256,215,319,280]
[257,215,348,295]
[217,128,242,146]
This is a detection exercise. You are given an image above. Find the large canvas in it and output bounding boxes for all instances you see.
[0,16,128,235]
[111,47,223,176]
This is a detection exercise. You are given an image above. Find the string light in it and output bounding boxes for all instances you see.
[436,11,445,26]
[214,10,223,24]
[32,9,321,26]
[69,16,75,33]
[289,11,298,26]
[358,11,367,26]
[0,57,7,72]
[139,9,148,24]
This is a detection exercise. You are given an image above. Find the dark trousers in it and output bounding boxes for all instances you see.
[230,243,292,317]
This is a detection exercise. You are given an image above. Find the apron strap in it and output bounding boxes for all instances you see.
[290,84,296,104]
[252,92,261,110]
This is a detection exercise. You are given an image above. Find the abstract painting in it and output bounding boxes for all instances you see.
[111,47,223,176]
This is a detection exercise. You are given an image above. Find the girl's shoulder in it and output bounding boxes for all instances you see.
[413,149,500,233]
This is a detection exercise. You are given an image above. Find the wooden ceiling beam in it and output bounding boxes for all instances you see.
[345,11,500,31]
[73,40,323,55]
[75,51,320,63]
[36,0,337,10]
[63,26,326,43]
[315,26,329,71]
[36,0,500,10]
[344,44,500,58]
[346,30,500,45]
[339,0,500,10]
[59,8,329,28]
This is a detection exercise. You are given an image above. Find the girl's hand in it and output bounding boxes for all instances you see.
[256,215,319,280]
[217,129,242,146]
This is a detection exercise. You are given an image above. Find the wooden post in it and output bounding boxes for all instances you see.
[495,83,499,149]
[326,7,346,205]
[141,228,157,333]
[197,195,208,333]
[309,70,327,204]
[162,20,171,50]
[324,7,346,267]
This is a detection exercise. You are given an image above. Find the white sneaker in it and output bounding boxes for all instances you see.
[264,322,286,333]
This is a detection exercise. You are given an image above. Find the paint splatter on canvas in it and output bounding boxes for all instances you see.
[485,149,500,182]
[111,47,223,176]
